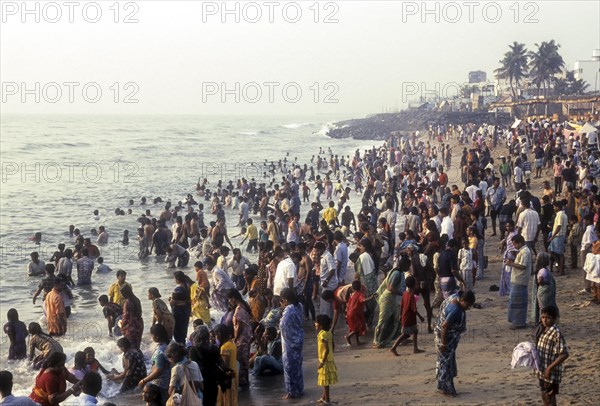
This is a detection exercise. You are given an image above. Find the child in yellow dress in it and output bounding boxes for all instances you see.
[315,314,337,405]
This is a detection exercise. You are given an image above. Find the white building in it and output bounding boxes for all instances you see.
[573,49,600,92]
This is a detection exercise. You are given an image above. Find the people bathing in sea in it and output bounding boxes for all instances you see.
[28,251,45,276]
[28,322,63,369]
[4,308,28,360]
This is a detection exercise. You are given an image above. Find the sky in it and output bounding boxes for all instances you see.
[1,0,599,116]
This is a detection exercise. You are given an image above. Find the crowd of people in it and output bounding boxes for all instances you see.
[3,117,599,405]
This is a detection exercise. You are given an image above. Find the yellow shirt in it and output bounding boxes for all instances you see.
[323,207,338,224]
[246,224,258,240]
[268,222,279,242]
[552,210,568,236]
[468,236,477,250]
[108,282,130,307]
[221,339,238,374]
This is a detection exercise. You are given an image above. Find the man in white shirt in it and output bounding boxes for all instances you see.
[514,164,524,190]
[238,197,249,226]
[77,371,102,405]
[478,177,488,197]
[587,130,598,149]
[27,252,45,276]
[273,249,301,304]
[439,207,454,239]
[465,181,480,202]
[0,370,42,405]
[580,214,597,293]
[429,206,442,233]
[229,248,252,290]
[516,198,540,256]
[548,201,567,275]
[381,199,397,246]
[316,241,337,319]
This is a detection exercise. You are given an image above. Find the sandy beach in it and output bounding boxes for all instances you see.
[233,134,600,406]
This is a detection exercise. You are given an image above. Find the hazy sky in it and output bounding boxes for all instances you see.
[1,0,598,115]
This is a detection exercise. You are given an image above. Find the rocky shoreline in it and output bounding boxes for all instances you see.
[326,110,513,140]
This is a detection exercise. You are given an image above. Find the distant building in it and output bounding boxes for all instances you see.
[468,70,487,83]
[573,49,600,92]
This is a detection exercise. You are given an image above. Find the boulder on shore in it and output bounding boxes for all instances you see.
[326,111,512,140]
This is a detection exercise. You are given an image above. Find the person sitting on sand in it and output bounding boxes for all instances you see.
[253,326,283,376]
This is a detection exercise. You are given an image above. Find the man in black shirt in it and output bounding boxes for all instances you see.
[561,161,577,190]
[437,239,465,299]
[32,264,58,305]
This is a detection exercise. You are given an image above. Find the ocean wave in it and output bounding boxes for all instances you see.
[281,122,311,129]
[112,128,142,133]
[238,131,258,136]
[20,142,92,150]
[316,122,338,137]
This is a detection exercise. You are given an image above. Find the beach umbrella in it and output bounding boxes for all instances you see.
[577,122,598,135]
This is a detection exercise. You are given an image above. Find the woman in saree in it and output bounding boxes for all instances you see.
[120,284,144,350]
[192,261,211,325]
[372,255,409,348]
[148,287,175,341]
[206,256,236,313]
[170,271,193,345]
[435,290,475,397]
[499,220,518,297]
[214,324,238,406]
[421,219,440,262]
[29,352,81,406]
[279,288,304,399]
[227,289,253,388]
[531,252,557,325]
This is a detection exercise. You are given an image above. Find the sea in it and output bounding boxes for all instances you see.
[0,114,384,401]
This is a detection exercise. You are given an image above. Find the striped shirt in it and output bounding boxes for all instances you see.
[536,325,568,384]
[516,208,540,242]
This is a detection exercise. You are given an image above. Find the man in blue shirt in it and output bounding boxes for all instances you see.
[333,231,348,284]
[486,177,506,236]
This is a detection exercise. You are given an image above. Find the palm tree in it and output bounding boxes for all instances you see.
[460,85,473,99]
[528,40,565,98]
[554,71,589,96]
[495,42,528,100]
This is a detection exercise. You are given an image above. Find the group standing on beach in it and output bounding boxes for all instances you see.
[4,117,599,405]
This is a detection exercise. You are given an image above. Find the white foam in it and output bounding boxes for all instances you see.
[281,122,311,129]
[316,122,338,137]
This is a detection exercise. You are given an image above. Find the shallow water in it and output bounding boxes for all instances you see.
[0,114,383,401]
